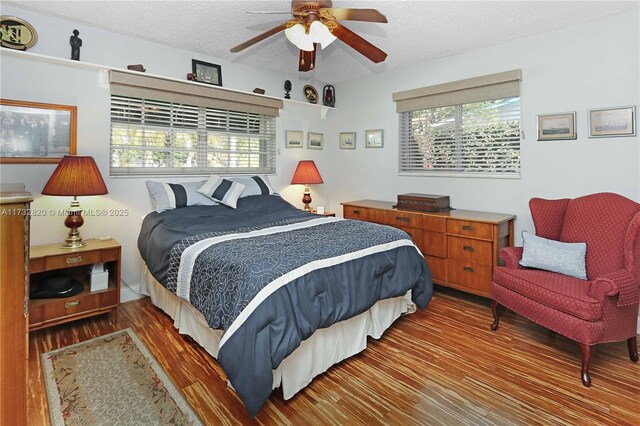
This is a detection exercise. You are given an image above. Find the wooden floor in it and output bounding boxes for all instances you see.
[28,287,639,425]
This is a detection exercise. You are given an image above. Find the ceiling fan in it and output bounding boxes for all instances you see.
[230,1,388,72]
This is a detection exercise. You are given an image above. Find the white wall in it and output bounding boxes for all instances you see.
[0,5,332,292]
[329,10,640,241]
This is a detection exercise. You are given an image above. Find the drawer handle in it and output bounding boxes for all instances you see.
[352,209,360,214]
[66,255,82,264]
[463,245,475,252]
[65,300,81,308]
[463,266,474,273]
[462,225,473,231]
[396,216,411,222]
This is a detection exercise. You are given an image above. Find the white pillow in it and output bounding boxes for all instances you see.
[519,231,587,280]
[198,175,246,209]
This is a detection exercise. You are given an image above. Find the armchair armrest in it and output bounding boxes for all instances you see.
[499,246,524,269]
[589,269,639,307]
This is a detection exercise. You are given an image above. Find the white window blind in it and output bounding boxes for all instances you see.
[110,95,276,176]
[395,70,522,177]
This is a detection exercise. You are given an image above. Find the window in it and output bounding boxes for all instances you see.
[109,71,282,177]
[394,70,522,177]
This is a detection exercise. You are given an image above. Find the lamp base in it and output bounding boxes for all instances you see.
[302,186,312,211]
[60,199,86,249]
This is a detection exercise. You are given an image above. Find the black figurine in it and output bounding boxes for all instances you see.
[70,29,82,61]
[284,80,292,99]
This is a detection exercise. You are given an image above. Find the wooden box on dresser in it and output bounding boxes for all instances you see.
[0,184,32,426]
[342,200,515,297]
[29,239,121,331]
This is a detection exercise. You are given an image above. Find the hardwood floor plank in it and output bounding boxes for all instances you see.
[28,287,640,425]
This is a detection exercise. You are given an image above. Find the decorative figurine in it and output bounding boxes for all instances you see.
[253,88,265,94]
[187,73,197,81]
[323,85,335,107]
[127,64,146,72]
[284,80,292,99]
[69,29,82,61]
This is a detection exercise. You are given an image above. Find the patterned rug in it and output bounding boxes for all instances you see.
[42,328,202,425]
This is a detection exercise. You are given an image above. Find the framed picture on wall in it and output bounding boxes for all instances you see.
[192,59,222,86]
[588,106,636,138]
[536,112,576,140]
[339,132,356,149]
[0,99,77,164]
[307,132,324,150]
[285,130,303,148]
[365,129,384,148]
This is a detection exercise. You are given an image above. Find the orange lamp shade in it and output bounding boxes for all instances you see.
[291,160,324,185]
[42,155,108,196]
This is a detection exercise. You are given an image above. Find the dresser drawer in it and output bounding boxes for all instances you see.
[447,219,493,240]
[446,259,492,293]
[447,236,492,266]
[344,206,369,221]
[29,285,118,328]
[422,215,446,232]
[395,225,423,249]
[385,210,422,229]
[421,230,446,258]
[425,255,446,283]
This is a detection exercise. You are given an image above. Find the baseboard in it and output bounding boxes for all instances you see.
[120,280,144,303]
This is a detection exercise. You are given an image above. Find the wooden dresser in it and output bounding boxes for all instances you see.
[342,200,515,298]
[0,184,32,426]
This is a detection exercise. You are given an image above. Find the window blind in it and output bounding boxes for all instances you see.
[110,95,276,176]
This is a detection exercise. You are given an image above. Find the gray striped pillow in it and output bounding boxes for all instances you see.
[198,175,246,209]
[146,180,218,213]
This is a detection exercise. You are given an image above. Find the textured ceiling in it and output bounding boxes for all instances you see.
[8,1,639,83]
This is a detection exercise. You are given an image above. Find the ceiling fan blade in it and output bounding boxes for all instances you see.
[245,11,292,14]
[230,23,288,53]
[299,45,317,72]
[325,8,388,23]
[332,23,387,63]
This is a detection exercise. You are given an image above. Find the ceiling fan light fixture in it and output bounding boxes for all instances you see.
[285,23,315,51]
[308,20,337,49]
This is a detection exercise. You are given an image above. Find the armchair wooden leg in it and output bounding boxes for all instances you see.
[628,336,639,362]
[490,300,500,332]
[578,343,593,387]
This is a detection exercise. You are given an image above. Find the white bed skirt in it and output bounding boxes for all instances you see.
[140,266,415,400]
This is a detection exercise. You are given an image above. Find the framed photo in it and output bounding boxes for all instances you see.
[0,16,38,50]
[588,106,636,138]
[0,99,77,164]
[537,112,577,141]
[285,130,303,148]
[339,132,356,149]
[192,59,222,86]
[307,132,324,150]
[365,129,384,148]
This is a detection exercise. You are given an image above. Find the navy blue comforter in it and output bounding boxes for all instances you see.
[138,195,432,415]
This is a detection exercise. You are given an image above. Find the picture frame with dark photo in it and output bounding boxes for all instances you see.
[307,132,324,150]
[365,129,384,148]
[588,106,636,138]
[286,130,303,148]
[537,112,577,141]
[0,99,77,164]
[191,59,222,86]
[339,132,356,149]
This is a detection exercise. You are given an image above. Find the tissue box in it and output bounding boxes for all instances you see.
[90,266,109,292]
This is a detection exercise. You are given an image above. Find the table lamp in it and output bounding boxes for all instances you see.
[42,155,108,248]
[291,160,323,211]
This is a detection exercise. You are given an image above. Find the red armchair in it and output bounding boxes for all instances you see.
[491,192,640,386]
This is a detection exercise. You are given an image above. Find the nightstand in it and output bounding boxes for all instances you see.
[29,239,121,331]
[311,210,336,217]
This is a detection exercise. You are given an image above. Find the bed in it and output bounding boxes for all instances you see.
[138,194,433,415]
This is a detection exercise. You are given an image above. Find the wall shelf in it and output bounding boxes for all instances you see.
[283,98,334,119]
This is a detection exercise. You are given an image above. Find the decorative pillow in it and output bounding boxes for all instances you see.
[198,175,246,209]
[519,231,587,280]
[228,175,276,198]
[146,181,218,213]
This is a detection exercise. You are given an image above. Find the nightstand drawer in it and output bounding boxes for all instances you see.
[446,259,492,292]
[447,219,493,240]
[385,210,422,229]
[447,236,492,266]
[43,251,102,271]
[29,284,118,328]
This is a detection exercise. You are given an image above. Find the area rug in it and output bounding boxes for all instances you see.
[42,328,202,425]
